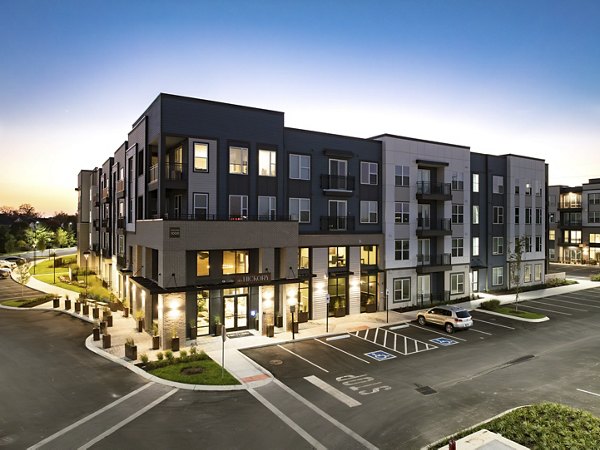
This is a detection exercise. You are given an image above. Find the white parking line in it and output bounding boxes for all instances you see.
[349,332,406,355]
[577,388,600,398]
[315,338,371,364]
[548,298,600,309]
[526,300,587,311]
[469,328,492,336]
[518,304,572,315]
[304,375,362,407]
[409,324,467,341]
[278,345,329,373]
[473,318,515,330]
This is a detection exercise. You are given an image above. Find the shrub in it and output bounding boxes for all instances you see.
[189,346,197,355]
[480,299,501,310]
[591,274,600,282]
[179,350,188,362]
[165,350,174,361]
[140,353,149,364]
[156,352,164,361]
[125,337,135,346]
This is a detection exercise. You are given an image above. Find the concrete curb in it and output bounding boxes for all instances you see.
[476,308,550,323]
[0,302,95,324]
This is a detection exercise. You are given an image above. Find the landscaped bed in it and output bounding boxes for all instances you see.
[479,299,546,320]
[433,402,600,449]
[1,294,55,308]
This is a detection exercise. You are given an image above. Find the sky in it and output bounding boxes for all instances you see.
[1,0,599,216]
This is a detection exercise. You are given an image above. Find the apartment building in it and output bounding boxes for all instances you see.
[77,94,547,348]
[548,178,600,264]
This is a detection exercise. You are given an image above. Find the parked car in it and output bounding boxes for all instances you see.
[416,305,473,333]
[0,260,16,270]
[3,256,26,265]
[0,268,11,279]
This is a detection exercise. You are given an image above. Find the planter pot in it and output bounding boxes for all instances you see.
[171,337,180,352]
[102,310,110,321]
[92,308,99,319]
[365,303,377,313]
[125,344,137,360]
[64,299,71,310]
[334,308,346,318]
[82,305,89,316]
[100,321,107,334]
[275,315,283,328]
[109,303,118,312]
[266,325,275,337]
[297,311,309,323]
[92,327,100,341]
[106,315,113,327]
[214,324,223,336]
[74,302,81,313]
[53,298,60,308]
[152,335,160,350]
[102,334,111,349]
[137,319,144,333]
[123,307,129,318]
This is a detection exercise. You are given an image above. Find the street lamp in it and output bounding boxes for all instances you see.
[51,251,57,284]
[83,251,90,297]
[287,290,297,340]
[32,221,39,275]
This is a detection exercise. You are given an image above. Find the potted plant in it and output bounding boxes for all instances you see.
[104,308,113,327]
[64,295,71,311]
[365,298,377,313]
[125,337,137,360]
[100,319,107,334]
[275,314,283,328]
[134,309,144,332]
[109,293,118,312]
[265,314,275,337]
[102,332,111,349]
[74,296,81,313]
[53,296,60,308]
[188,318,197,339]
[214,315,223,336]
[92,320,101,341]
[171,326,180,352]
[82,299,90,316]
[334,300,345,317]
[92,303,100,319]
[297,307,309,323]
[152,322,160,350]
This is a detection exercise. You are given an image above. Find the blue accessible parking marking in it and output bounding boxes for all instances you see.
[364,350,397,361]
[430,337,458,346]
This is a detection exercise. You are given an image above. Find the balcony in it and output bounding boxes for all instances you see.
[320,215,355,232]
[93,219,99,229]
[101,218,110,228]
[149,164,159,184]
[320,175,355,193]
[150,214,294,222]
[116,179,125,194]
[148,163,187,186]
[417,291,450,307]
[416,253,452,274]
[101,187,110,202]
[117,218,125,229]
[93,194,100,207]
[416,182,452,201]
[416,218,452,237]
[561,219,582,228]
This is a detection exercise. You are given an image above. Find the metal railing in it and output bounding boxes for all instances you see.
[417,253,451,267]
[417,291,450,307]
[320,174,355,191]
[320,215,355,232]
[150,213,295,222]
[416,182,451,196]
[416,218,452,232]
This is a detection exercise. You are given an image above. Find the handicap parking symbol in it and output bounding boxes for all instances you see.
[365,350,397,361]
[430,337,458,346]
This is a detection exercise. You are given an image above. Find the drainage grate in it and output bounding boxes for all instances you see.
[416,385,437,395]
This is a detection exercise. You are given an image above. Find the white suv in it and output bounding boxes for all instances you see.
[0,260,16,270]
[417,305,473,333]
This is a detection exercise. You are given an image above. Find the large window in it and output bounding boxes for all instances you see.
[534,264,542,282]
[590,233,600,243]
[360,274,377,312]
[493,206,504,224]
[395,202,409,224]
[590,212,600,223]
[258,196,276,220]
[194,142,208,172]
[525,208,532,224]
[472,205,479,224]
[393,278,410,302]
[451,273,464,294]
[360,201,378,224]
[360,245,377,265]
[197,290,210,336]
[472,237,480,256]
[289,154,310,180]
[229,146,248,175]
[328,277,347,315]
[525,236,532,252]
[196,251,210,276]
[229,195,248,219]
[193,193,208,220]
[452,238,464,257]
[589,193,600,205]
[289,198,310,223]
[472,173,479,192]
[299,247,310,270]
[536,208,543,224]
[395,165,409,186]
[492,267,504,286]
[222,250,249,274]
[328,247,347,268]
[395,240,409,261]
[524,264,532,283]
[258,150,276,177]
[492,176,504,194]
[452,204,464,224]
[452,172,464,191]
[361,162,378,185]
[549,230,556,240]
[493,237,504,255]
[571,230,582,244]
[515,207,520,224]
[536,236,542,252]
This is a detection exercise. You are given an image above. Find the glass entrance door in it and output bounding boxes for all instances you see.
[223,288,248,331]
[417,275,431,306]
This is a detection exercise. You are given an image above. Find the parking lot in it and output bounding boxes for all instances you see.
[0,275,43,302]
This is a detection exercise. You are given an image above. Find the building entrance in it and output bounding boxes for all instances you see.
[223,287,248,331]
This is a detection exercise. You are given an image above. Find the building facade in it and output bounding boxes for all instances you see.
[77,94,547,348]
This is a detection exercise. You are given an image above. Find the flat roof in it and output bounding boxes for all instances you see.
[370,133,470,149]
[285,127,381,144]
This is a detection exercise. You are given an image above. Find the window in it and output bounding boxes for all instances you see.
[536,208,542,224]
[534,264,542,281]
[361,162,378,185]
[193,142,208,172]
[525,184,532,196]
[289,198,310,223]
[525,208,532,224]
[299,247,310,270]
[493,237,504,255]
[395,240,409,261]
[589,193,600,205]
[393,278,410,302]
[395,202,409,223]
[472,237,480,256]
[229,146,248,175]
[492,267,504,286]
[395,165,409,186]
[258,150,276,177]
[549,213,555,223]
[451,273,464,294]
[549,230,555,240]
[289,154,310,180]
[118,200,124,218]
[222,250,249,274]
[571,230,582,244]
[492,176,504,194]
[328,247,347,268]
[589,212,600,223]
[452,238,464,258]
[452,172,464,190]
[258,196,276,220]
[515,207,520,224]
[360,201,378,224]
[493,206,504,224]
[472,173,479,192]
[524,265,532,283]
[472,270,479,292]
[549,248,555,259]
[514,183,520,195]
[590,233,600,244]
[228,195,248,219]
[118,235,124,255]
[193,193,208,220]
[360,245,377,265]
[472,205,479,224]
[137,149,144,176]
[196,251,210,276]
[452,204,464,224]
[418,239,430,264]
[536,236,542,252]
[525,236,532,252]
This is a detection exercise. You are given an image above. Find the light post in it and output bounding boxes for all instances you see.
[32,221,39,275]
[83,251,90,297]
[386,288,389,323]
[287,291,297,340]
[51,251,57,284]
[326,293,330,333]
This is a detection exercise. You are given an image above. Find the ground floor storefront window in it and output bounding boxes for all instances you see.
[328,276,347,317]
[223,287,248,331]
[360,274,377,312]
[196,290,210,336]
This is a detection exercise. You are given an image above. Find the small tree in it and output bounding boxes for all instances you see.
[509,237,526,311]
[13,262,31,298]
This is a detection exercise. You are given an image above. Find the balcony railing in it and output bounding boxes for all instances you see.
[165,163,186,181]
[150,214,295,222]
[561,219,582,227]
[117,218,125,229]
[417,253,451,267]
[101,187,110,200]
[559,201,581,209]
[416,218,452,233]
[417,291,450,307]
[101,218,110,228]
[116,180,125,193]
[320,174,355,191]
[149,164,159,183]
[416,182,451,196]
[320,215,356,232]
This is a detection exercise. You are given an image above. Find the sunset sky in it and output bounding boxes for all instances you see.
[1,0,599,216]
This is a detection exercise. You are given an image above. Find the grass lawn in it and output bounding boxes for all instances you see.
[148,359,240,385]
[31,255,76,275]
[434,403,600,449]
[1,295,54,308]
[488,305,546,320]
[33,273,112,299]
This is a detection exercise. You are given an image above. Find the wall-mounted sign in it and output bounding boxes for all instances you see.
[221,273,272,285]
[169,227,180,238]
